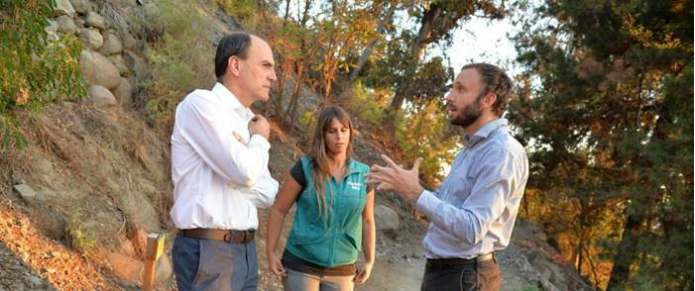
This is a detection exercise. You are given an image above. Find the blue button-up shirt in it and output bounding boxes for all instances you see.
[415,118,529,259]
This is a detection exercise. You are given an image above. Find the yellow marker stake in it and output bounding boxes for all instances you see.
[142,233,165,291]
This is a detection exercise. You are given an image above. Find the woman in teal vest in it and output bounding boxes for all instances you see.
[266,105,375,291]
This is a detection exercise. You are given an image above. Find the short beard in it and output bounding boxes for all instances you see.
[450,96,483,128]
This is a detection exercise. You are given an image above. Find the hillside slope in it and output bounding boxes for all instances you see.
[0,0,596,290]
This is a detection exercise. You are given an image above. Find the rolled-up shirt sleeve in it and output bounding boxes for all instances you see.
[415,145,517,245]
[241,167,279,208]
[177,95,270,188]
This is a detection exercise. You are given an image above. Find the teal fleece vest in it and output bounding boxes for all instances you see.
[285,157,370,267]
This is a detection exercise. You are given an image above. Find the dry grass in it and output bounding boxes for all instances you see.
[0,146,29,204]
[0,198,123,291]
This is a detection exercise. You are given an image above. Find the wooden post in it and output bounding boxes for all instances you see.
[142,233,166,291]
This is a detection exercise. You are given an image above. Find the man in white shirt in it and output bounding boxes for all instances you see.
[170,32,279,291]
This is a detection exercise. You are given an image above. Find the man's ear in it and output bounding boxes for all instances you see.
[483,92,497,108]
[227,56,242,77]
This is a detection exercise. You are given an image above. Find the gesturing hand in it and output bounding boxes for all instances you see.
[364,154,425,202]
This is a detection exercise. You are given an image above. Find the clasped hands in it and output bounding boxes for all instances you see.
[364,155,425,202]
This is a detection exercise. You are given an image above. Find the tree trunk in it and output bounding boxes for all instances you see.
[286,62,305,131]
[384,3,444,128]
[346,3,397,85]
[283,0,291,21]
[606,211,644,290]
[285,0,312,132]
[299,0,311,26]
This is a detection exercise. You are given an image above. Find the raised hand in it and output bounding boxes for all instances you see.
[248,114,270,140]
[365,155,425,202]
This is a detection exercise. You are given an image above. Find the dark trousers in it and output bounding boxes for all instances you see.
[172,234,258,291]
[420,257,501,291]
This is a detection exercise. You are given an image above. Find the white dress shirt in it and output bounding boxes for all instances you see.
[170,83,279,230]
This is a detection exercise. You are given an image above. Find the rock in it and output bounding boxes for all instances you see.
[45,19,58,35]
[108,55,129,76]
[78,28,103,50]
[44,20,60,42]
[13,184,36,201]
[31,205,67,242]
[113,77,133,105]
[74,17,85,28]
[122,190,161,232]
[123,50,149,78]
[85,12,106,30]
[80,50,121,89]
[104,251,142,282]
[121,31,137,50]
[155,255,173,283]
[375,205,400,232]
[89,85,117,107]
[99,32,123,56]
[69,0,90,14]
[28,275,42,286]
[11,282,26,291]
[54,0,76,17]
[56,15,77,35]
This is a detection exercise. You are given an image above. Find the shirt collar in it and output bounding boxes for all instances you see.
[212,82,254,119]
[463,118,508,146]
[346,158,360,174]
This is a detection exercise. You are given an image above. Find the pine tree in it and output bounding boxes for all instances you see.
[509,0,693,289]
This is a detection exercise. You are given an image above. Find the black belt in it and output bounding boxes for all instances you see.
[181,228,255,243]
[426,253,494,270]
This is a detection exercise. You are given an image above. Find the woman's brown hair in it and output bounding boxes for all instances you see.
[308,105,354,220]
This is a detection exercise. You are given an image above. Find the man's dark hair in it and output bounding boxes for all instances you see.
[461,63,513,117]
[215,32,252,82]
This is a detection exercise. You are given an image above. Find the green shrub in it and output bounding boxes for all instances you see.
[215,0,263,28]
[67,209,98,256]
[348,81,390,125]
[0,0,86,150]
[142,0,215,134]
[395,99,459,187]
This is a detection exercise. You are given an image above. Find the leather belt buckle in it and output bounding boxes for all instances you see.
[182,228,255,244]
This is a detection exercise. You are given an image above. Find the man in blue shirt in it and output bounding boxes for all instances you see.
[366,63,529,291]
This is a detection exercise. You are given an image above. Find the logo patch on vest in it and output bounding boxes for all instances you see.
[347,181,362,190]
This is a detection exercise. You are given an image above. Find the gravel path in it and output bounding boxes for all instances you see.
[0,242,57,291]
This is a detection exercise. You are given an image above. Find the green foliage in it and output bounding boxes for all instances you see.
[0,0,86,150]
[510,0,693,289]
[300,109,317,133]
[396,99,459,186]
[67,210,98,256]
[142,0,215,133]
[216,0,262,27]
[348,81,390,125]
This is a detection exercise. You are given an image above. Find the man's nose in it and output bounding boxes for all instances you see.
[445,92,453,104]
[269,69,277,82]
